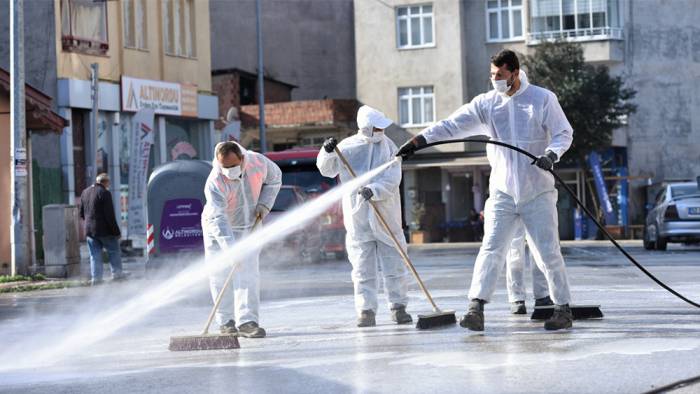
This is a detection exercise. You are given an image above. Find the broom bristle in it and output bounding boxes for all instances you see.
[416,311,457,329]
[530,305,603,321]
[169,334,241,351]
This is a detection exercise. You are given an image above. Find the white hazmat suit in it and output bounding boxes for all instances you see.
[420,70,574,305]
[201,142,282,326]
[317,106,410,315]
[506,222,549,303]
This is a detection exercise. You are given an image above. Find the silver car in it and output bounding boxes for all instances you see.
[644,180,700,250]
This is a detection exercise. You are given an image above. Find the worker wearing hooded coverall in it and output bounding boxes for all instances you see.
[201,141,281,338]
[317,105,412,327]
[506,222,551,314]
[397,50,574,331]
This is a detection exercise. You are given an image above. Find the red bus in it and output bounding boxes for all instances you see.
[265,148,346,258]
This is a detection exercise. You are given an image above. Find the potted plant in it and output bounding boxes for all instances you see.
[409,201,428,244]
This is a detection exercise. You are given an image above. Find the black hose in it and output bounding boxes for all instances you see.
[411,138,700,309]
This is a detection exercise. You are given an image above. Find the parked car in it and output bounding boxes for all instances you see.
[643,180,700,250]
[262,185,324,264]
[265,148,346,259]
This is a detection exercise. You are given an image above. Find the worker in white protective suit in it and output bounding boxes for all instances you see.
[397,49,575,331]
[506,221,552,315]
[201,141,281,338]
[317,105,412,328]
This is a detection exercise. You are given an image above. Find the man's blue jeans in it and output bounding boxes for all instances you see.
[87,236,123,280]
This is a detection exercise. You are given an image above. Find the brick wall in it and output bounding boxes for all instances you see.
[240,99,361,129]
[212,73,239,129]
[213,71,294,129]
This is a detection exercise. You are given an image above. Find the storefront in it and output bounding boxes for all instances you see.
[57,76,218,247]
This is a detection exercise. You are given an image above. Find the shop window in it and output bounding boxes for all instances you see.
[61,0,109,55]
[166,119,202,161]
[123,0,148,50]
[163,0,197,58]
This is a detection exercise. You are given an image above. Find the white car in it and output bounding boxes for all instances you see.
[643,180,700,250]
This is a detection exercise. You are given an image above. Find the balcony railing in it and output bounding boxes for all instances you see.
[527,27,623,44]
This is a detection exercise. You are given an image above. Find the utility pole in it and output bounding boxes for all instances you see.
[89,63,99,183]
[10,0,31,276]
[255,0,266,153]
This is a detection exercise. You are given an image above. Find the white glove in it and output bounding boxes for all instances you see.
[255,204,270,219]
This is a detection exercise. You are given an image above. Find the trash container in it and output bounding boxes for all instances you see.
[146,160,212,270]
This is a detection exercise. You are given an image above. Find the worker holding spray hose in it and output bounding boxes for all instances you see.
[397,49,575,331]
[317,105,413,328]
[201,141,282,338]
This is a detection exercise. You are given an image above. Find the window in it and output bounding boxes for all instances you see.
[396,4,434,49]
[398,87,434,127]
[486,0,524,41]
[123,0,147,50]
[163,0,196,58]
[530,0,622,41]
[61,0,109,55]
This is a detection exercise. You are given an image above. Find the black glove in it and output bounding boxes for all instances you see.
[323,137,338,153]
[358,186,374,201]
[532,150,558,171]
[396,135,427,159]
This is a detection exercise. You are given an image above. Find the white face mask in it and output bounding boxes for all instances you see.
[369,131,384,143]
[221,165,242,180]
[491,78,510,94]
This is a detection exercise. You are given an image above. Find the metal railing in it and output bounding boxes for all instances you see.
[527,27,623,43]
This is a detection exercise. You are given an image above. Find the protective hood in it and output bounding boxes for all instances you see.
[212,141,249,176]
[357,105,393,138]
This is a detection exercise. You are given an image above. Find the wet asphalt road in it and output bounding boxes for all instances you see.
[0,242,699,393]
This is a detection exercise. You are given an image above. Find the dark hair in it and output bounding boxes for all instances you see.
[215,141,242,160]
[491,49,520,72]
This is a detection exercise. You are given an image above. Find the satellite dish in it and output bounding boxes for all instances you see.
[225,107,239,123]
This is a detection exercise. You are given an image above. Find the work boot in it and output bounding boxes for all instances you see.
[391,305,413,325]
[459,299,485,331]
[219,319,237,335]
[112,271,131,282]
[535,296,554,307]
[510,300,527,315]
[544,304,573,331]
[357,310,376,327]
[238,321,266,338]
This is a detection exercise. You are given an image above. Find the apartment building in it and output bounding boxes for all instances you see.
[355,0,699,241]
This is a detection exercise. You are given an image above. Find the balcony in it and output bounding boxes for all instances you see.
[527,27,624,63]
[527,26,623,43]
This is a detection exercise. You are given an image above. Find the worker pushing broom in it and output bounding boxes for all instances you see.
[317,105,456,329]
[170,141,282,351]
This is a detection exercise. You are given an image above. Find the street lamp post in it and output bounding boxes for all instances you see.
[256,0,266,153]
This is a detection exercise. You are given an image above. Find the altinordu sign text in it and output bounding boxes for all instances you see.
[121,76,197,117]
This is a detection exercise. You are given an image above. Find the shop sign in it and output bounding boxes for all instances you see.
[121,76,198,117]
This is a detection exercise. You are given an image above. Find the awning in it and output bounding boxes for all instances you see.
[402,155,489,170]
[0,68,68,133]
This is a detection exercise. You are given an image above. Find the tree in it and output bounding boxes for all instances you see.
[522,41,637,231]
[522,41,637,164]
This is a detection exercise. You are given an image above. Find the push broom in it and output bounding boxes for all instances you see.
[169,217,262,351]
[334,147,456,329]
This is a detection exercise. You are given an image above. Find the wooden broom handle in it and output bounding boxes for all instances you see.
[333,147,440,312]
[202,216,262,334]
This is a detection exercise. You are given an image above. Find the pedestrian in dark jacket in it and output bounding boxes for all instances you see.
[80,173,128,285]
